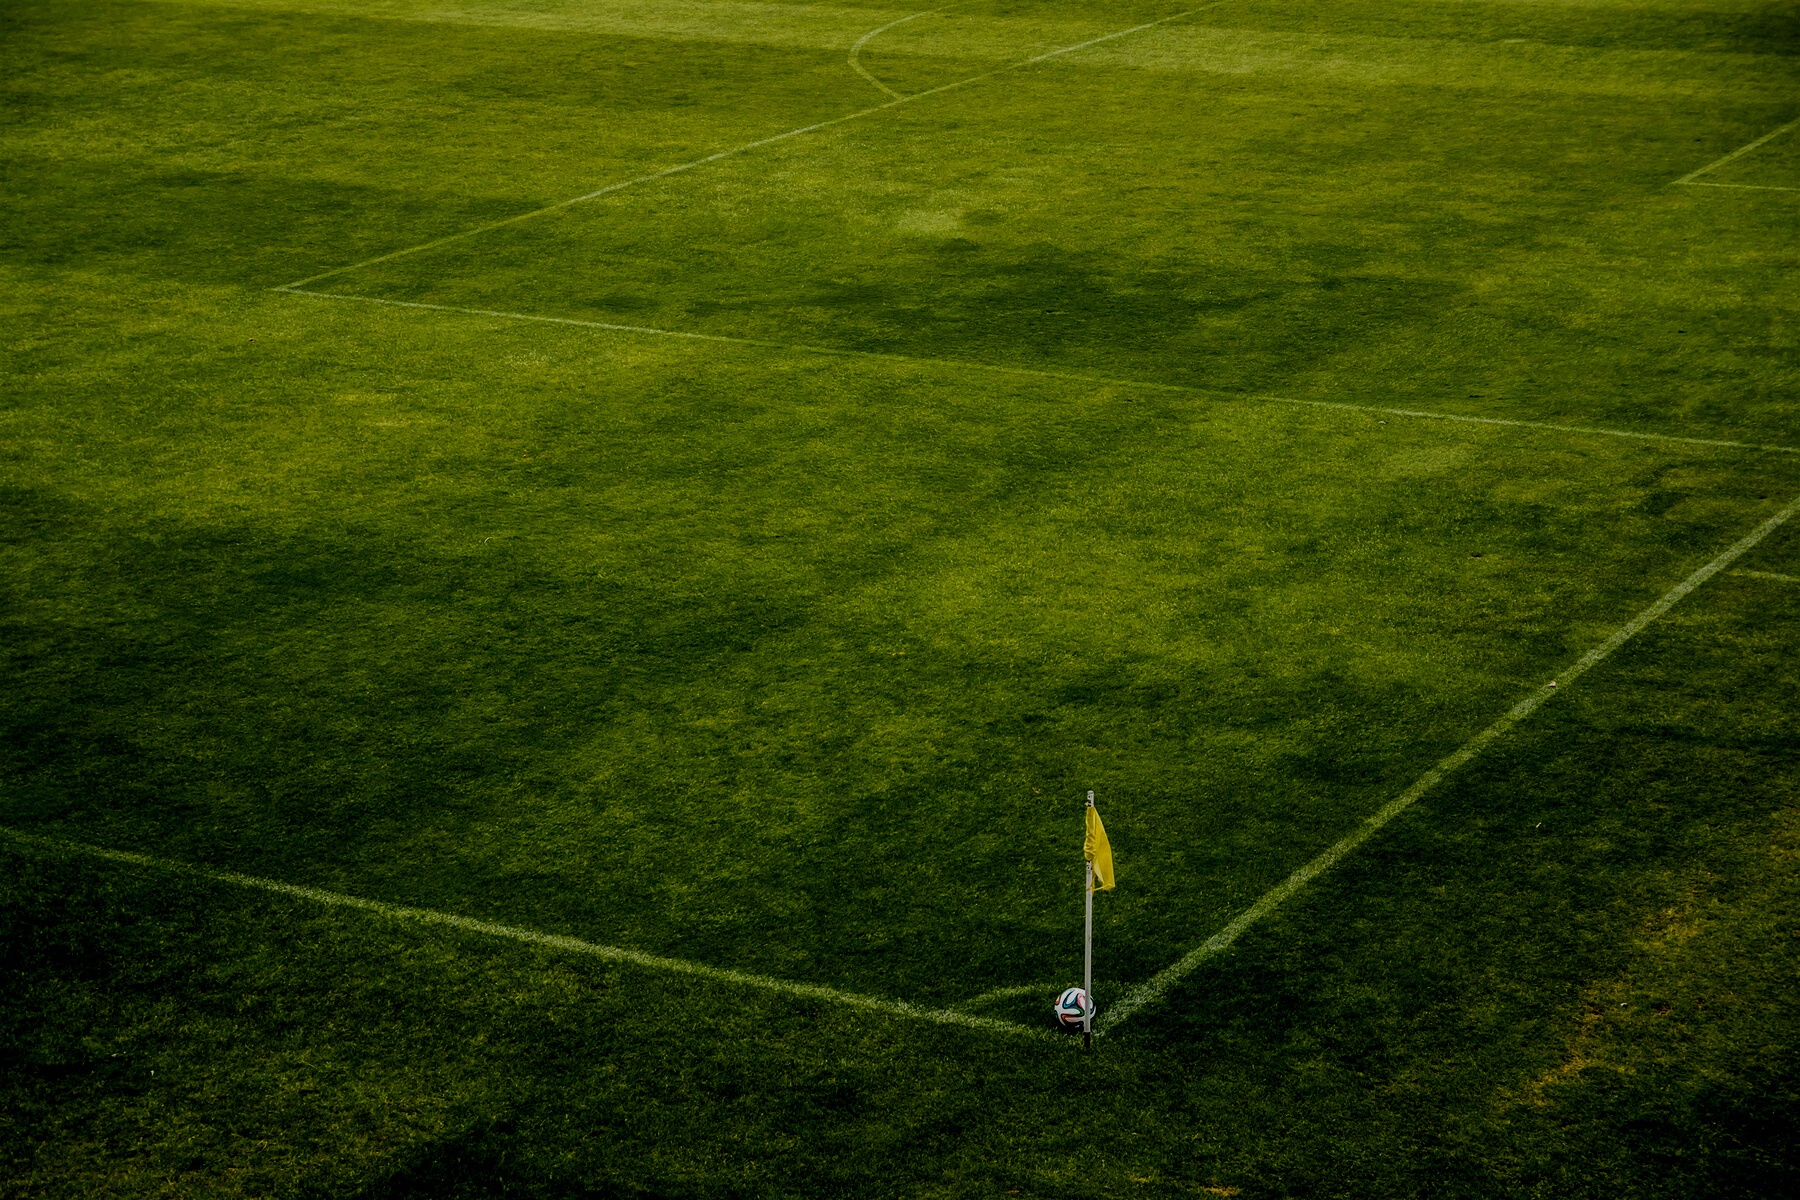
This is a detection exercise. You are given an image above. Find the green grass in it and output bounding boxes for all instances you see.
[3,0,1798,1195]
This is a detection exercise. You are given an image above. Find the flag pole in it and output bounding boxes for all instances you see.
[1083,789,1095,1050]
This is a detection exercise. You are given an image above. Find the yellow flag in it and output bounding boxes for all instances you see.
[1084,803,1115,891]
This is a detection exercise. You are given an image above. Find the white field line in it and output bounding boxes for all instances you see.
[1679,181,1800,192]
[954,982,1055,1009]
[849,9,938,100]
[1673,116,1799,185]
[0,827,1047,1040]
[1258,396,1799,456]
[1731,568,1800,583]
[279,287,1800,457]
[1098,489,1800,1035]
[274,4,1229,291]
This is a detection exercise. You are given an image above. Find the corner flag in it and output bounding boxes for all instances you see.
[1085,799,1115,891]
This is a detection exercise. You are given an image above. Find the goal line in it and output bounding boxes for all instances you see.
[0,826,1050,1040]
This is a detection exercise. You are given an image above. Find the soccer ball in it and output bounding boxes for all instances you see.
[1054,986,1094,1030]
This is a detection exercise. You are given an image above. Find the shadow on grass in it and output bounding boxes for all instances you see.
[333,1121,684,1200]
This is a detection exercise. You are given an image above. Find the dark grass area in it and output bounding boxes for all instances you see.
[3,580,1795,1199]
[6,280,1791,1002]
[3,0,1798,1195]
[1198,0,1800,51]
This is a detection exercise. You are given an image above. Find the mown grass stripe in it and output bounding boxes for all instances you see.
[1097,489,1800,1035]
[278,288,1800,457]
[0,828,1049,1040]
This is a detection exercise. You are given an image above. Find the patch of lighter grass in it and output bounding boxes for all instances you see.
[148,0,942,49]
[1067,25,1798,99]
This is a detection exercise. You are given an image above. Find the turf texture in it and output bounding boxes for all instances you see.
[3,1,1797,1196]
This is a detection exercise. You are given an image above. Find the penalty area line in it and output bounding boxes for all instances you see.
[274,3,1230,291]
[0,827,1047,1040]
[277,288,1800,458]
[1673,116,1800,186]
[1097,489,1800,1035]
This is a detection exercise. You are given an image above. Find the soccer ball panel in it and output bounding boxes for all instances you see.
[1054,986,1094,1028]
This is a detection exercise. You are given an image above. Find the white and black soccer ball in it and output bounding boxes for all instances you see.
[1054,986,1094,1029]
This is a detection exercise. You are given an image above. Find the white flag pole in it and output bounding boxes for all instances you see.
[1083,790,1095,1049]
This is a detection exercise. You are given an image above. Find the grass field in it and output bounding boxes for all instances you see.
[3,1,1798,1196]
